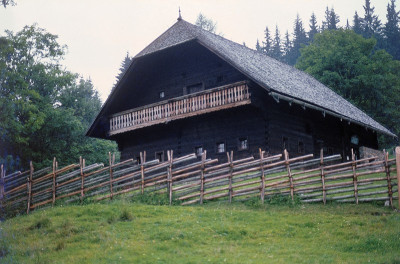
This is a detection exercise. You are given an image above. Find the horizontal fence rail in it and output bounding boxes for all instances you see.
[109,81,251,135]
[1,147,399,216]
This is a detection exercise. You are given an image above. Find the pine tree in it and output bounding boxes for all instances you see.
[322,7,340,30]
[115,52,132,84]
[288,14,308,65]
[362,0,382,39]
[308,12,319,41]
[329,8,340,30]
[345,19,351,30]
[384,0,400,59]
[282,30,292,64]
[256,39,262,52]
[353,11,363,35]
[262,26,272,55]
[271,25,282,60]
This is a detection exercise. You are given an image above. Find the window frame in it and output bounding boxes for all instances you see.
[194,146,203,157]
[216,141,226,154]
[155,151,164,162]
[298,140,304,154]
[238,137,249,151]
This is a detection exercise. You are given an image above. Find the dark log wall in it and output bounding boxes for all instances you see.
[108,41,247,115]
[250,83,378,160]
[115,82,378,163]
[116,106,267,163]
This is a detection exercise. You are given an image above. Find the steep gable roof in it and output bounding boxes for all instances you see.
[87,19,395,138]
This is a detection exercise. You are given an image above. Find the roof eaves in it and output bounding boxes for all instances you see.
[269,91,397,137]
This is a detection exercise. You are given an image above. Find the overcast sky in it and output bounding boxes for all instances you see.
[0,0,390,102]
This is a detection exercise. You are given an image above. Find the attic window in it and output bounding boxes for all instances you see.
[159,91,165,99]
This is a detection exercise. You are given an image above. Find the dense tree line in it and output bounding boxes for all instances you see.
[0,25,118,171]
[256,0,400,64]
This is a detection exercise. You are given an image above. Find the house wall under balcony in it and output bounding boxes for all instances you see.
[114,105,267,163]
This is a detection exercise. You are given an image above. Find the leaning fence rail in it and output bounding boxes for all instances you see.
[1,147,399,215]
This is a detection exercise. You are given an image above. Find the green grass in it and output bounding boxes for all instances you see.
[1,197,399,263]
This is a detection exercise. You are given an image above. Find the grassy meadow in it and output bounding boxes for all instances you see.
[0,196,399,263]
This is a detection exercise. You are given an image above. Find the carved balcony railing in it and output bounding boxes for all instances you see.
[109,81,251,135]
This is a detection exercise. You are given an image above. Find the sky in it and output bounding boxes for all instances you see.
[0,0,390,102]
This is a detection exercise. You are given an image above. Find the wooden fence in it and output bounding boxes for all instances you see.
[1,147,399,216]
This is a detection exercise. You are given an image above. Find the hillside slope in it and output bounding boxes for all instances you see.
[1,198,399,263]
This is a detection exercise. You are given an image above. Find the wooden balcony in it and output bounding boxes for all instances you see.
[108,81,251,136]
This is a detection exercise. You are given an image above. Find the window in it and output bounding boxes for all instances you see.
[216,75,224,83]
[282,137,288,151]
[216,142,225,153]
[238,137,248,150]
[155,151,164,162]
[351,135,359,145]
[136,156,141,165]
[298,141,304,154]
[159,91,165,99]
[185,83,204,94]
[195,146,203,157]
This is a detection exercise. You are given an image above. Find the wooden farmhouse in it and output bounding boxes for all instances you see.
[87,18,395,163]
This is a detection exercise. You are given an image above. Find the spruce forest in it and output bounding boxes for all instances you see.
[1,0,399,172]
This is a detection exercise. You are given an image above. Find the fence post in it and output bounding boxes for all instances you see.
[383,150,393,207]
[109,152,114,200]
[395,147,400,209]
[284,149,294,201]
[52,158,57,207]
[167,150,174,205]
[26,161,33,214]
[140,151,146,194]
[0,164,3,201]
[259,148,265,204]
[200,150,206,205]
[80,156,85,202]
[320,149,326,205]
[351,149,359,204]
[227,151,234,203]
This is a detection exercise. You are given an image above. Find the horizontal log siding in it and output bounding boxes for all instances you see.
[117,105,266,163]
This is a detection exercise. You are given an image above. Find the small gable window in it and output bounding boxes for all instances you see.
[159,91,165,99]
[186,83,204,94]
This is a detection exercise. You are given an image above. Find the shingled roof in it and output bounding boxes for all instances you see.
[88,18,395,137]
